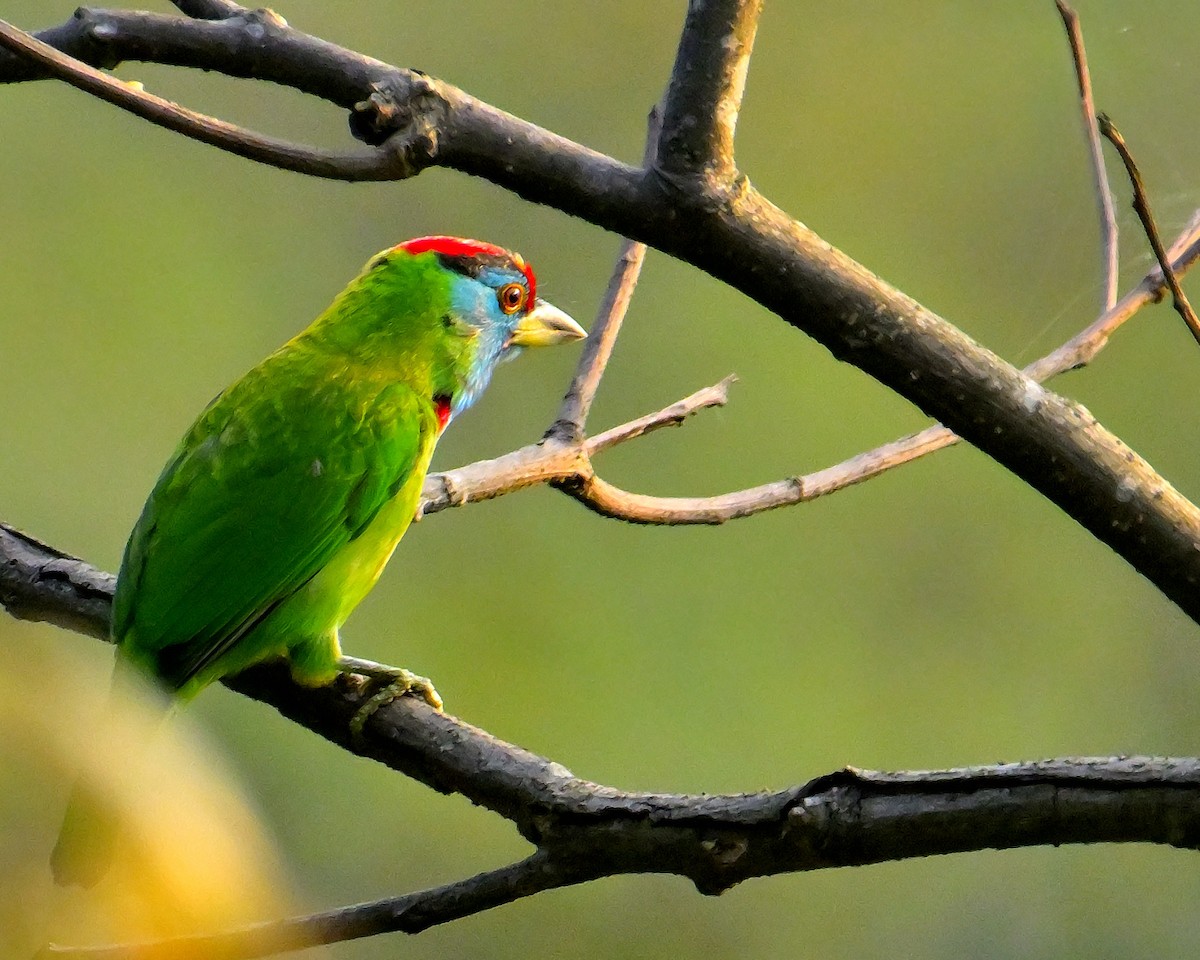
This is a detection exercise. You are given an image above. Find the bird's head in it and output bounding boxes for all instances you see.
[328,236,585,427]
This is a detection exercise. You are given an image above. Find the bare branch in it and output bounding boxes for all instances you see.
[416,377,732,519]
[45,853,595,960]
[0,17,408,180]
[551,239,645,443]
[658,0,762,181]
[585,376,735,454]
[0,523,112,640]
[1098,114,1200,346]
[1055,0,1119,311]
[551,108,661,441]
[558,473,802,525]
[0,9,384,98]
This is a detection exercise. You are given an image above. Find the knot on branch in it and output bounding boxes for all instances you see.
[219,9,290,57]
[543,416,584,446]
[68,8,124,69]
[350,74,443,149]
[239,8,289,29]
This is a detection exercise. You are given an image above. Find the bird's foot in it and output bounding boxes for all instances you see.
[339,656,443,744]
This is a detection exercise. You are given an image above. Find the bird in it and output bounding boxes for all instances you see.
[52,236,586,886]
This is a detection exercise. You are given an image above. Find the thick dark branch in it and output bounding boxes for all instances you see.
[8,532,1200,886]
[8,528,1200,957]
[10,523,1199,954]
[44,660,1200,960]
[2,9,385,102]
[0,523,112,640]
[658,0,762,181]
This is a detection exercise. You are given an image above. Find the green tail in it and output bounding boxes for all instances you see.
[51,779,123,888]
[52,655,172,887]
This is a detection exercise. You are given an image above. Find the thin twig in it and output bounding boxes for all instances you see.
[552,106,662,440]
[44,853,596,960]
[552,240,647,441]
[586,376,736,454]
[0,18,402,181]
[1055,0,1119,310]
[1098,113,1200,346]
[1027,210,1200,377]
[417,377,734,518]
[561,473,802,525]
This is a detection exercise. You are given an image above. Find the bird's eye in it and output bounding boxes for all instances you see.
[497,283,526,315]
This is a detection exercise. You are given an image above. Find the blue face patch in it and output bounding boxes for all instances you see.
[445,266,529,421]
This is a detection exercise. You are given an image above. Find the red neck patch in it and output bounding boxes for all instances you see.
[433,395,452,432]
[396,235,537,305]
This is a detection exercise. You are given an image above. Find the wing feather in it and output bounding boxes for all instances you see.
[113,353,431,690]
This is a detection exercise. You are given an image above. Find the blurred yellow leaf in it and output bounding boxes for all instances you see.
[0,624,293,960]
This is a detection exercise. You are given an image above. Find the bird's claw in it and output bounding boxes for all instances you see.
[340,659,443,744]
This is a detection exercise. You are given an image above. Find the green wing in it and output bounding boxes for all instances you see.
[112,354,433,691]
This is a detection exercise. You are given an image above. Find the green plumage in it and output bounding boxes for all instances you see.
[116,251,453,698]
[52,238,585,886]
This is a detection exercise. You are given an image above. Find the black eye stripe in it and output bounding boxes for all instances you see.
[436,251,523,282]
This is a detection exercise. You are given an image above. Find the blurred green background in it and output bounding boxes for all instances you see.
[4,0,1200,956]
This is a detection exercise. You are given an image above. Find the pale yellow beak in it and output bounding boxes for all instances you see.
[509,300,587,347]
